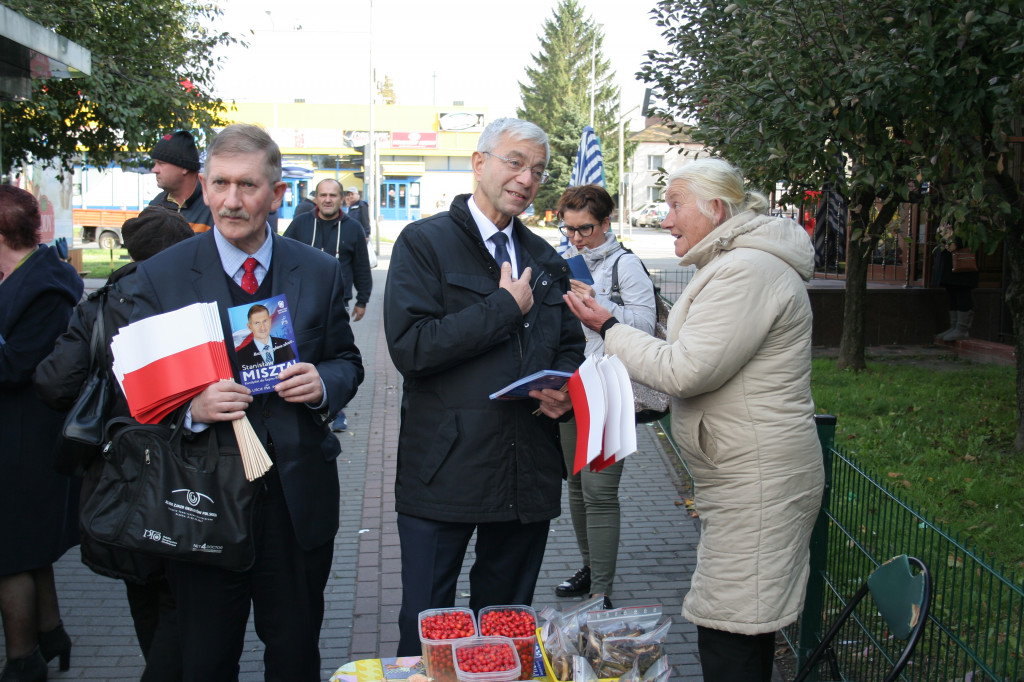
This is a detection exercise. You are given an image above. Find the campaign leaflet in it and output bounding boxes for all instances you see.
[227,294,299,395]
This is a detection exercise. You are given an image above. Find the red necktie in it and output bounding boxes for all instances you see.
[241,257,259,294]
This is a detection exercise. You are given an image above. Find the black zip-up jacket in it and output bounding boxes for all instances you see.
[283,211,372,308]
[383,194,585,524]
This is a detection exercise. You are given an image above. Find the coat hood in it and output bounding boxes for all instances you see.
[683,211,815,281]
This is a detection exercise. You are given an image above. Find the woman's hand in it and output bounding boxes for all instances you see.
[569,279,595,299]
[564,291,614,332]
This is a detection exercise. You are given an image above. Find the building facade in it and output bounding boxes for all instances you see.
[625,118,704,214]
[225,102,487,222]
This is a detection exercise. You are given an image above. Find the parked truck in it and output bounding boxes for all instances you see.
[73,165,157,248]
[75,208,141,249]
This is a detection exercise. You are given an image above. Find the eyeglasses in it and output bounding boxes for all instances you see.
[483,151,550,184]
[558,223,597,238]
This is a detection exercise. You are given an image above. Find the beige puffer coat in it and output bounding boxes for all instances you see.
[604,210,824,634]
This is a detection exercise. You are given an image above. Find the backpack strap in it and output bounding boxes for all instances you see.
[609,246,658,306]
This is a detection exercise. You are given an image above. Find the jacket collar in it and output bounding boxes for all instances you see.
[449,193,570,281]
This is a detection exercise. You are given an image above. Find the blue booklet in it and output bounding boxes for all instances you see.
[227,294,299,394]
[565,254,594,285]
[489,369,573,400]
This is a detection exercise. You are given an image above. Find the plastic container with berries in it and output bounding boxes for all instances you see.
[476,605,538,680]
[419,607,478,682]
[452,636,522,682]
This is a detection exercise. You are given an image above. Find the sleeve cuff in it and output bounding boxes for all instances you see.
[599,317,620,339]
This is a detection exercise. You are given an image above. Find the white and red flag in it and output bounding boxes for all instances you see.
[567,355,637,474]
[111,302,232,424]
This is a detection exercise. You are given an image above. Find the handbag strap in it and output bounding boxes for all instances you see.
[87,288,108,374]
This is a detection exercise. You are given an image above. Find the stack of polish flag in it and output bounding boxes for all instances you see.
[566,355,637,474]
[111,302,232,424]
[110,302,272,481]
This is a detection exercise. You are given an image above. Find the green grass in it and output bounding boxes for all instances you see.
[79,248,132,279]
[810,356,1023,569]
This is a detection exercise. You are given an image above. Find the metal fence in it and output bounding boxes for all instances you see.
[656,412,1024,680]
[647,268,1024,679]
[783,417,1024,681]
[648,267,695,305]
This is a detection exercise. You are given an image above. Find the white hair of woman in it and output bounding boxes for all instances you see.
[667,158,769,223]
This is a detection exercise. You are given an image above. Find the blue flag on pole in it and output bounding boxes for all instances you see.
[570,125,605,187]
[560,126,605,252]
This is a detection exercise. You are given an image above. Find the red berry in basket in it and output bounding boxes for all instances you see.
[480,609,536,637]
[457,643,518,673]
[421,611,476,640]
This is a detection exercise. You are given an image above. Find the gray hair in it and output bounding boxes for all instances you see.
[667,158,768,223]
[477,117,550,164]
[207,123,282,183]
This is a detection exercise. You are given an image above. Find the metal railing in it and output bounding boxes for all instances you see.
[647,267,695,305]
[645,268,1024,679]
[784,416,1024,681]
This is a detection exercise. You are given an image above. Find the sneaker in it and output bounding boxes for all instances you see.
[599,594,614,610]
[331,412,348,432]
[555,566,591,597]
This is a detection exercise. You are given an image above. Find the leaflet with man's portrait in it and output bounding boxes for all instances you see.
[227,294,299,395]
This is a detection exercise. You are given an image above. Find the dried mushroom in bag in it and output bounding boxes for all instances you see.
[598,619,671,678]
[581,606,663,669]
[545,617,581,682]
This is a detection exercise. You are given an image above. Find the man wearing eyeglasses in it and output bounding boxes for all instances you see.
[384,117,585,655]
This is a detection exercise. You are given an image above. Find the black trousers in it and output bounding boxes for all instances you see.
[124,577,182,682]
[165,469,334,682]
[697,625,776,682]
[395,513,550,656]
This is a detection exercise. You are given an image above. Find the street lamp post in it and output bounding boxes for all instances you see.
[368,0,378,256]
[617,104,641,238]
[589,24,602,128]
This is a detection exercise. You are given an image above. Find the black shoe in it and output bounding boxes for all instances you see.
[38,621,71,672]
[555,566,591,597]
[600,595,614,610]
[0,647,47,682]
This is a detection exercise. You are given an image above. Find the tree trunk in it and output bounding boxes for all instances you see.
[837,191,899,370]
[994,171,1024,452]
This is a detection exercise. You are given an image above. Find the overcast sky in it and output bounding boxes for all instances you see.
[207,0,668,127]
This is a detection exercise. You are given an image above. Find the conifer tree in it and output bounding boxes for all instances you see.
[517,0,622,214]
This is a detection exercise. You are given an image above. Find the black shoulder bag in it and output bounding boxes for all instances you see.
[82,411,261,571]
[609,249,671,423]
[55,288,115,476]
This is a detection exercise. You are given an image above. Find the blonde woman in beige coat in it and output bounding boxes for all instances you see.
[564,158,824,682]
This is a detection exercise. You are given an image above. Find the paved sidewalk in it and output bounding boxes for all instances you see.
[1,246,704,680]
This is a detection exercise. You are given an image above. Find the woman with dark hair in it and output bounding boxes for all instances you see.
[553,184,656,609]
[0,185,84,681]
[36,206,194,682]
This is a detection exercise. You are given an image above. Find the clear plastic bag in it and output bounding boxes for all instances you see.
[598,618,671,678]
[572,655,599,682]
[581,606,663,670]
[641,655,671,682]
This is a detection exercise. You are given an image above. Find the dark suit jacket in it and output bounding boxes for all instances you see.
[236,336,296,370]
[130,231,363,549]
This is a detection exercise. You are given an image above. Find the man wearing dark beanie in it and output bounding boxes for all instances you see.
[147,130,214,234]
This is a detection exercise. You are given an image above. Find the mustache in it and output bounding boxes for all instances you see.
[219,208,251,220]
